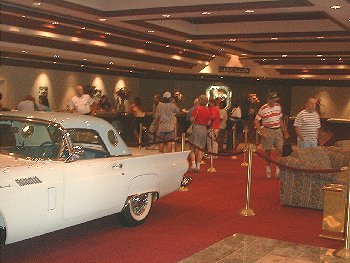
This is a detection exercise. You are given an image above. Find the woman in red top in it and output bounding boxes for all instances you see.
[207,99,220,158]
[188,95,211,172]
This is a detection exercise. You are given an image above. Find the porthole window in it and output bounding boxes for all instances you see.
[107,130,118,147]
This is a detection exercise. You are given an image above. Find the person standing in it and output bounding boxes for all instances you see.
[129,97,146,143]
[254,92,288,178]
[188,94,211,172]
[154,91,179,153]
[18,95,36,112]
[218,101,228,153]
[69,85,95,114]
[294,97,320,148]
[147,94,161,148]
[226,101,242,151]
[207,99,220,158]
[36,95,51,111]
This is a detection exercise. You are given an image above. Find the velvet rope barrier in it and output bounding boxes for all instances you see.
[255,149,349,174]
[185,138,245,157]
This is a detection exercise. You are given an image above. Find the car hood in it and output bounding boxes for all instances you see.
[0,153,36,169]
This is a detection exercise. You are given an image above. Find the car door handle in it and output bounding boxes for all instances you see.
[112,163,123,169]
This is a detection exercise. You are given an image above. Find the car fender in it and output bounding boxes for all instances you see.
[128,174,159,197]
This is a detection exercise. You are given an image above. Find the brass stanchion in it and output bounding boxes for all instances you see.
[138,123,143,149]
[334,165,350,259]
[239,143,256,217]
[207,128,216,173]
[241,126,249,166]
[181,133,186,152]
[255,129,259,146]
[231,123,237,160]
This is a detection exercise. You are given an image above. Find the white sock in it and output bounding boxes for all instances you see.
[191,161,196,169]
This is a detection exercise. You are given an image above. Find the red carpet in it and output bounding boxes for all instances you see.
[0,154,342,263]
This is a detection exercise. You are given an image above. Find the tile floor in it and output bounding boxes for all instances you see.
[179,233,349,263]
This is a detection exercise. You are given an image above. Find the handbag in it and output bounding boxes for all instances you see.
[186,108,199,135]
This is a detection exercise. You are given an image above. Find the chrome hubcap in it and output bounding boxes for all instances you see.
[130,193,149,216]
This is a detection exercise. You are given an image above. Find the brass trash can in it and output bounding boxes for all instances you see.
[320,184,346,241]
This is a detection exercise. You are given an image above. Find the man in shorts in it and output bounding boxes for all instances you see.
[254,92,288,178]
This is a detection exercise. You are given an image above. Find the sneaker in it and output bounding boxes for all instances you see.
[188,167,199,173]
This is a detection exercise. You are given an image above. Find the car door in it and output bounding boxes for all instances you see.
[63,157,129,220]
[62,128,130,220]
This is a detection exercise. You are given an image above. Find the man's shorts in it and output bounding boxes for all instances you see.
[158,130,175,140]
[261,128,283,150]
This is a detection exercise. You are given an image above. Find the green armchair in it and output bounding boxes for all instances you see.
[279,146,349,210]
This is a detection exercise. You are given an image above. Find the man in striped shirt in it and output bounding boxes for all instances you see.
[294,97,320,148]
[254,92,288,178]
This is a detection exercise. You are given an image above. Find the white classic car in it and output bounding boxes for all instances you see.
[0,111,189,246]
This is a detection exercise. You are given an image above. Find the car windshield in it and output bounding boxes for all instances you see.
[0,119,65,160]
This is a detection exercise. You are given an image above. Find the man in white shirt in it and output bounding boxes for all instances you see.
[18,95,35,112]
[69,85,94,114]
[294,97,320,148]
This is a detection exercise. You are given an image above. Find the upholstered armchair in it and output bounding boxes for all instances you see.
[328,140,350,161]
[279,146,349,210]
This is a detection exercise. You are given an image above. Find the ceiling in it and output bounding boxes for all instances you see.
[1,0,350,82]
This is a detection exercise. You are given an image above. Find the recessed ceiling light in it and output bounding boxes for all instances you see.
[201,12,211,15]
[330,5,341,9]
[245,10,255,13]
[99,18,106,22]
[162,14,171,18]
[32,2,41,6]
[229,38,236,42]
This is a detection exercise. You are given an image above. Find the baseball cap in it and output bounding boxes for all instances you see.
[267,91,279,100]
[163,91,171,98]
